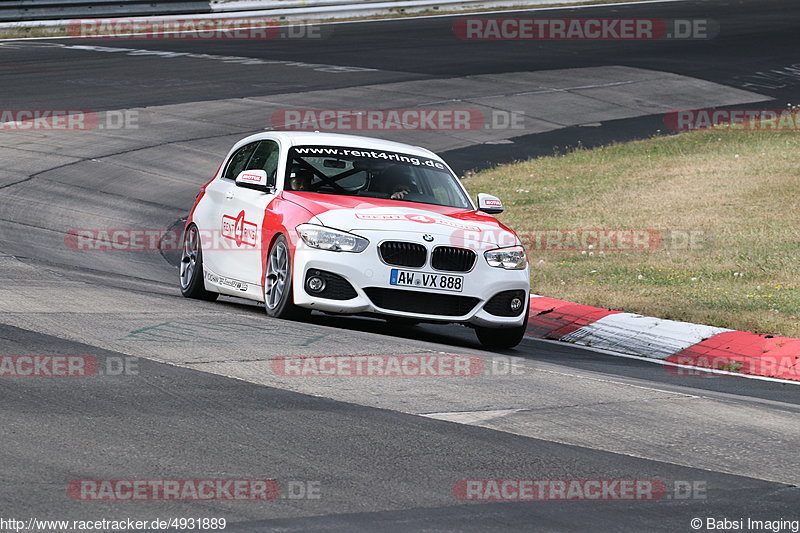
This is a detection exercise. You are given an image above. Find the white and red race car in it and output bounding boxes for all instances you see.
[180,132,530,348]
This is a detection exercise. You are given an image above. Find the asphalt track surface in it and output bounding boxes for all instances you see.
[1,0,799,531]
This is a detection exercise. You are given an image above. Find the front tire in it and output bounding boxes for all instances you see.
[179,224,218,301]
[475,311,528,349]
[264,234,310,320]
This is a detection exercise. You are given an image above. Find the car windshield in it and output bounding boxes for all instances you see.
[285,145,473,209]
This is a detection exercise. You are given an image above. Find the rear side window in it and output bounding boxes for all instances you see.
[223,142,259,180]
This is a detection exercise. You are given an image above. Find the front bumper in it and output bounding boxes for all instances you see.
[292,232,530,327]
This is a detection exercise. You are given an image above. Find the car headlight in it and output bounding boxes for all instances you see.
[484,245,527,270]
[296,224,369,253]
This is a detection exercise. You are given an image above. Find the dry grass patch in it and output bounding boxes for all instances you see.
[464,130,800,337]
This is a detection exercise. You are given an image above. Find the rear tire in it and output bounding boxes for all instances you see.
[475,309,528,349]
[179,224,219,302]
[264,234,311,320]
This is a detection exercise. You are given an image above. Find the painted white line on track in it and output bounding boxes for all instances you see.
[21,42,379,73]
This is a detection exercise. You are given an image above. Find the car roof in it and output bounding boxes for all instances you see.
[238,131,441,160]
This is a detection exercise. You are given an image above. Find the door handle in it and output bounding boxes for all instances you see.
[225,191,235,200]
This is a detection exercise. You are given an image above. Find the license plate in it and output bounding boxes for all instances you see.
[389,269,463,292]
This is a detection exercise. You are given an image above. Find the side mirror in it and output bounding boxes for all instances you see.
[477,193,504,214]
[235,170,274,193]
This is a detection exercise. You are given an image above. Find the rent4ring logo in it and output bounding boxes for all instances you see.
[221,211,258,248]
[453,18,718,40]
[356,213,481,231]
[0,109,139,131]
